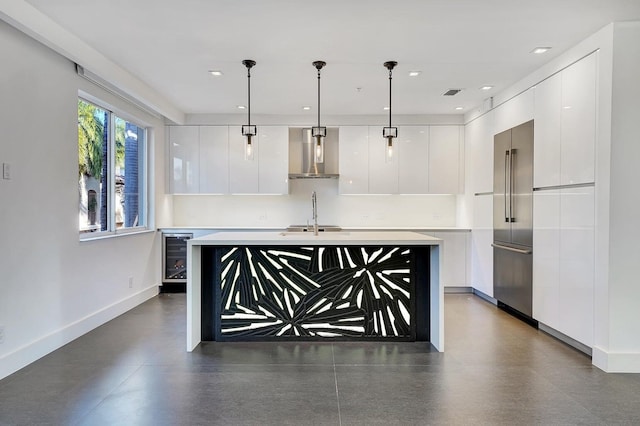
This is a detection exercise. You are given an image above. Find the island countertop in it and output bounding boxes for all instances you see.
[189,231,442,246]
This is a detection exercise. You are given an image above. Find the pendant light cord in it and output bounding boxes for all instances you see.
[388,67,392,127]
[247,66,251,127]
[317,67,321,128]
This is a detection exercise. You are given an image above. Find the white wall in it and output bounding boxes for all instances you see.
[173,179,457,228]
[0,20,169,380]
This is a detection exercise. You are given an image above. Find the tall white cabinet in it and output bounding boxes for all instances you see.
[531,52,597,347]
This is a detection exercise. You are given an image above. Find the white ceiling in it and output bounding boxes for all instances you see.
[20,0,640,117]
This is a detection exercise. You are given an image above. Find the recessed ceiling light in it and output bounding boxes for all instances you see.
[531,47,551,54]
[409,71,421,77]
[236,105,246,110]
[383,106,390,111]
[209,70,223,76]
[302,106,311,110]
[480,85,494,91]
[455,106,464,111]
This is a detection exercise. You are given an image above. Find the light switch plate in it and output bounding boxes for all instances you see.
[2,163,10,180]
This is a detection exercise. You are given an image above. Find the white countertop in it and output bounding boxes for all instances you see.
[190,231,442,246]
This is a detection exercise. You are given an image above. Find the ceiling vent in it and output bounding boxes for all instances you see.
[443,89,462,96]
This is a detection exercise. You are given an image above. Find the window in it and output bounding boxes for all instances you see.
[78,98,147,236]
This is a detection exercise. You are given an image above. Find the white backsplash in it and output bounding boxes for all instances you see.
[172,179,457,228]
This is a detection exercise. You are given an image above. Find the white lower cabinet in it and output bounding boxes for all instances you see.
[471,194,493,297]
[533,187,594,346]
[558,186,595,346]
[430,231,469,288]
[533,190,561,328]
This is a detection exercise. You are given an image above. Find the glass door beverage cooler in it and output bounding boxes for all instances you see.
[162,233,192,292]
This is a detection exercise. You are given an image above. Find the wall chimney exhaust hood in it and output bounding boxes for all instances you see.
[288,128,339,179]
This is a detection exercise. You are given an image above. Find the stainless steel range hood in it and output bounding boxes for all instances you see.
[289,128,339,179]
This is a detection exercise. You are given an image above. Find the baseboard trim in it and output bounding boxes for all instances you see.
[592,346,640,373]
[538,322,592,357]
[471,288,498,305]
[0,284,159,381]
[444,286,473,294]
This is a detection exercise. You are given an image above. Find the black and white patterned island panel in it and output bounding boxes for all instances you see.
[186,231,444,351]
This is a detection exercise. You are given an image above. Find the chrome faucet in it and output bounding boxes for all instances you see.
[311,191,318,235]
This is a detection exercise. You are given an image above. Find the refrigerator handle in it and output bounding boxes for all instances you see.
[510,148,516,223]
[504,150,510,222]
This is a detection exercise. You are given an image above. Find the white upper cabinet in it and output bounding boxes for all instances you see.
[199,126,229,194]
[339,126,369,194]
[397,126,429,194]
[339,125,463,194]
[466,110,494,194]
[228,126,259,193]
[429,126,463,194]
[561,53,597,186]
[258,126,289,194]
[493,88,534,134]
[369,127,399,194]
[533,52,597,188]
[534,73,562,188]
[169,126,200,194]
[228,125,289,194]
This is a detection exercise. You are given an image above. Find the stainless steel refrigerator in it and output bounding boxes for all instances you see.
[493,120,534,318]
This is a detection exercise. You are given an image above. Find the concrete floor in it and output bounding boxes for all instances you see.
[1,293,639,425]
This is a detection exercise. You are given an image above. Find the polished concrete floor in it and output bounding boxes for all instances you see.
[1,293,640,425]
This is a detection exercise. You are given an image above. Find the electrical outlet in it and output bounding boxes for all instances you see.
[128,277,133,288]
[0,326,5,344]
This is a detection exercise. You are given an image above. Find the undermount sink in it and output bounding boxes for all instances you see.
[285,225,343,233]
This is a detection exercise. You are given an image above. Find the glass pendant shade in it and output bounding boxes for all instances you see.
[312,126,326,163]
[244,134,254,161]
[385,136,394,162]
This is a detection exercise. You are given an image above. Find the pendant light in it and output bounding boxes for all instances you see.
[383,61,398,162]
[311,61,327,164]
[241,59,256,160]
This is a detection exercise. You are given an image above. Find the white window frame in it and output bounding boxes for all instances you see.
[78,94,150,240]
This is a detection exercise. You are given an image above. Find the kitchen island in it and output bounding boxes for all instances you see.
[186,231,444,351]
